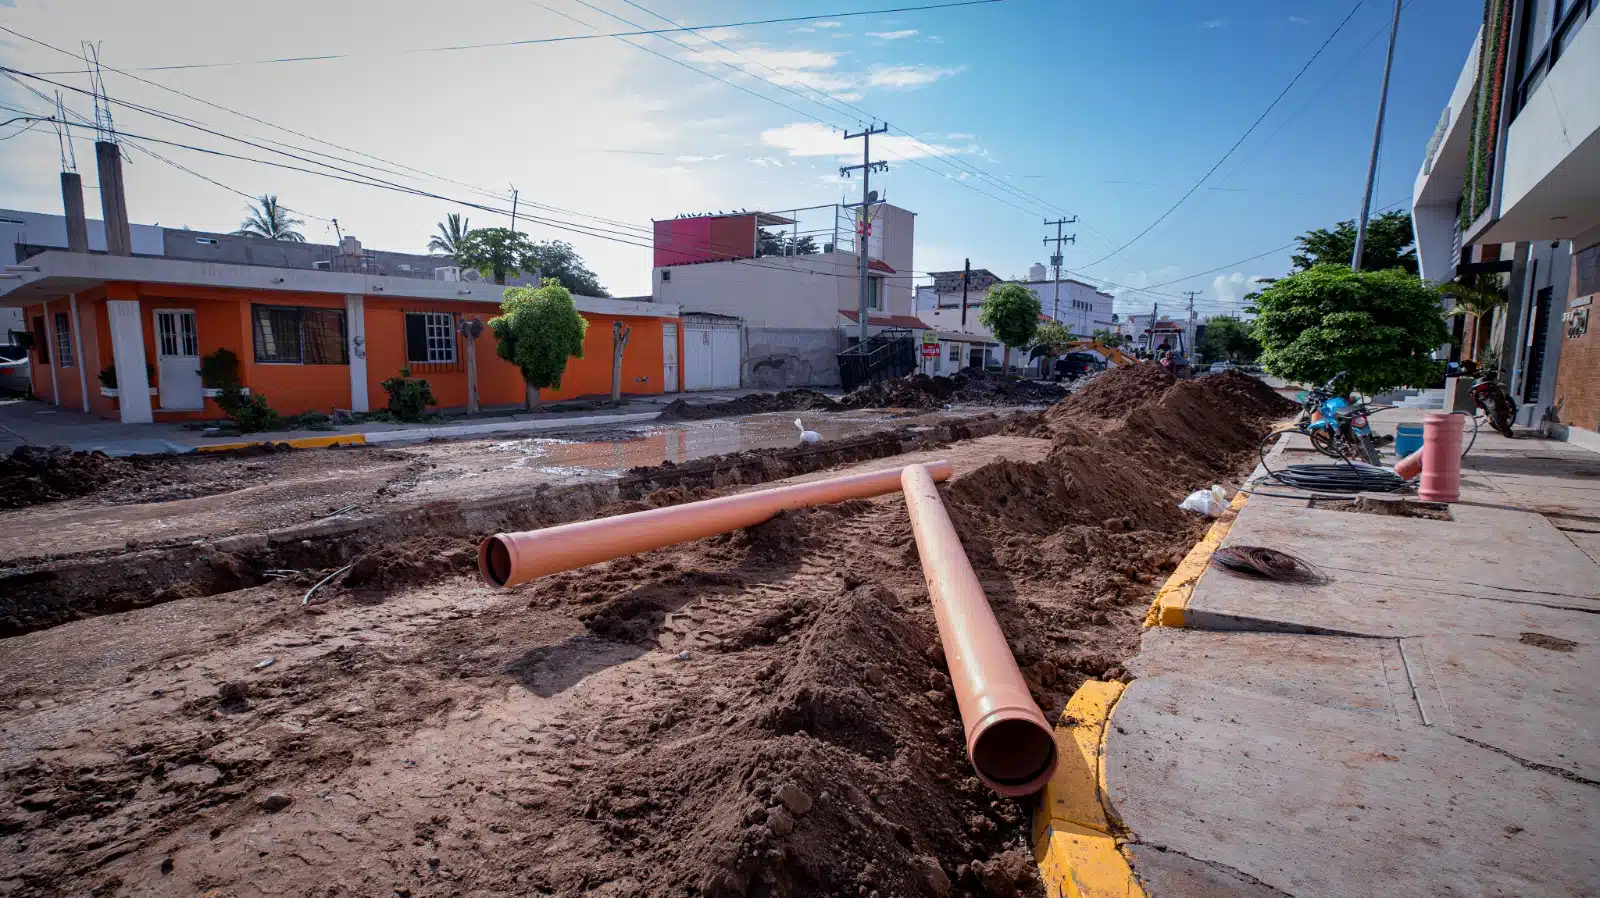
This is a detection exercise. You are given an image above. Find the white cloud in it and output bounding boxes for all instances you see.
[1289,15,1311,24]
[682,45,855,92]
[925,35,944,43]
[943,132,976,140]
[749,156,785,167]
[812,20,842,28]
[865,64,965,90]
[674,154,727,163]
[866,29,919,40]
[1203,19,1225,28]
[1108,266,1182,300]
[1211,272,1267,304]
[760,121,970,161]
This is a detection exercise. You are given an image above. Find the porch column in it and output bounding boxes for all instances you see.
[345,294,368,412]
[106,299,153,424]
[42,298,60,406]
[70,294,89,413]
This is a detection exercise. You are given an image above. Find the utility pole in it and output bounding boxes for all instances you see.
[960,257,971,329]
[1147,302,1159,355]
[841,123,889,346]
[1181,290,1201,357]
[509,186,520,233]
[1042,217,1077,327]
[1352,0,1403,272]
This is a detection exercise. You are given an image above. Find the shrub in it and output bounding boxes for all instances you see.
[200,348,242,388]
[381,367,437,422]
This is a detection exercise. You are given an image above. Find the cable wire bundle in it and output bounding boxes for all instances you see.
[1266,460,1411,493]
[1211,546,1329,584]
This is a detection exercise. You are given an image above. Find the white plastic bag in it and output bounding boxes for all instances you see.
[1178,484,1230,518]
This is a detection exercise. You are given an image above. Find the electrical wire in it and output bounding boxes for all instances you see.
[1075,0,1370,271]
[20,2,1004,74]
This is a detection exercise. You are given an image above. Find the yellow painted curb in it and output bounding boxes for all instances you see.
[1142,491,1247,628]
[196,433,367,452]
[1032,680,1147,898]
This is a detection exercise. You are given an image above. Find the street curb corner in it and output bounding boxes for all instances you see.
[1143,491,1247,628]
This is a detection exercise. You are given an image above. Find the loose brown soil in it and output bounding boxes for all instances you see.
[656,370,1068,422]
[0,366,1289,897]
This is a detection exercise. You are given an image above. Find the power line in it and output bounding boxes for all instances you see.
[1076,0,1369,271]
[548,0,1081,223]
[21,2,1005,73]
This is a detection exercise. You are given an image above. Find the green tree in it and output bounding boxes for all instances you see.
[489,278,589,411]
[523,240,610,296]
[428,213,470,255]
[1195,316,1261,363]
[1290,210,1417,275]
[1440,274,1506,319]
[1251,264,1448,395]
[1028,320,1074,368]
[233,195,305,242]
[1090,327,1122,347]
[455,227,534,285]
[756,229,820,258]
[978,283,1042,373]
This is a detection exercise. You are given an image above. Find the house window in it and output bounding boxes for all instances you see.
[31,316,49,364]
[53,311,73,367]
[252,305,348,364]
[867,278,883,311]
[405,312,457,364]
[947,342,961,362]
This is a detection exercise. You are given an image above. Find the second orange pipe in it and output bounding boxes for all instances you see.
[901,463,1058,796]
[481,460,953,588]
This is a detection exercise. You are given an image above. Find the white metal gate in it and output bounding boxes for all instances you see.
[662,322,679,393]
[683,321,740,391]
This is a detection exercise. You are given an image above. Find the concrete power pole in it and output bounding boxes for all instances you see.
[1043,218,1077,328]
[509,186,519,232]
[841,124,889,346]
[1352,0,1403,272]
[1147,302,1159,354]
[1182,290,1201,357]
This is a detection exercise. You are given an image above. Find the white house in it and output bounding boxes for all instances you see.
[651,204,926,389]
[1411,1,1599,436]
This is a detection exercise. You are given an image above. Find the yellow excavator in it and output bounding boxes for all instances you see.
[1033,340,1137,380]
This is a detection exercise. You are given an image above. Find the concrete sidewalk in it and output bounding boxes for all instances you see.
[0,389,784,456]
[1079,419,1600,897]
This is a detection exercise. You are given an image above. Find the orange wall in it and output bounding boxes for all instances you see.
[22,302,52,404]
[45,283,676,421]
[363,298,669,411]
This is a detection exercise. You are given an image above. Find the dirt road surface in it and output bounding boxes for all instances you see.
[0,368,1294,897]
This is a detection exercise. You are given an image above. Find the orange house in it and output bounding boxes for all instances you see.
[2,252,683,423]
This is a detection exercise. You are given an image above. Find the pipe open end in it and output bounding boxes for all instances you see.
[971,718,1058,797]
[480,536,514,588]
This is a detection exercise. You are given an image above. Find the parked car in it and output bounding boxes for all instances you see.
[1208,361,1235,374]
[1052,351,1107,381]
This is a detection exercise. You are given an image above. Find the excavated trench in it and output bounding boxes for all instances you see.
[0,368,1296,898]
[0,416,1006,638]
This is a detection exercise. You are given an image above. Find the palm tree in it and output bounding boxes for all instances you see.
[429,213,470,255]
[234,195,306,242]
[1441,274,1506,362]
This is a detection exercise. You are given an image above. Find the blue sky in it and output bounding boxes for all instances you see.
[0,0,1481,312]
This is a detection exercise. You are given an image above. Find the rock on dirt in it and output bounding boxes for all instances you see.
[258,792,293,812]
[0,446,137,509]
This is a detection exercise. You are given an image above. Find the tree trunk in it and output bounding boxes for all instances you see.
[465,334,480,415]
[1001,345,1011,374]
[611,321,631,404]
[525,383,541,413]
[494,267,507,286]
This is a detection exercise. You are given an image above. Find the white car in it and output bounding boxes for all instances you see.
[1208,361,1235,374]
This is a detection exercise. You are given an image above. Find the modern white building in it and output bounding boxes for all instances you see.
[650,204,926,388]
[1412,0,1599,437]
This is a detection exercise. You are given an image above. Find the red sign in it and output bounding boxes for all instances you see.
[921,343,941,358]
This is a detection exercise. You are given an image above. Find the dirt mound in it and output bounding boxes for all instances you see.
[0,446,138,509]
[1200,368,1299,418]
[338,536,479,593]
[1046,362,1176,425]
[836,369,1067,411]
[655,389,840,421]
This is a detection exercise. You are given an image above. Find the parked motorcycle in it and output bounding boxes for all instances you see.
[1297,372,1382,465]
[1449,360,1518,438]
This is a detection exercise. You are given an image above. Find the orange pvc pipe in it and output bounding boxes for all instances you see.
[1419,411,1463,503]
[1394,446,1424,480]
[900,463,1058,797]
[480,460,954,588]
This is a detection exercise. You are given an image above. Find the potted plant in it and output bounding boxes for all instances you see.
[199,348,251,399]
[97,363,158,397]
